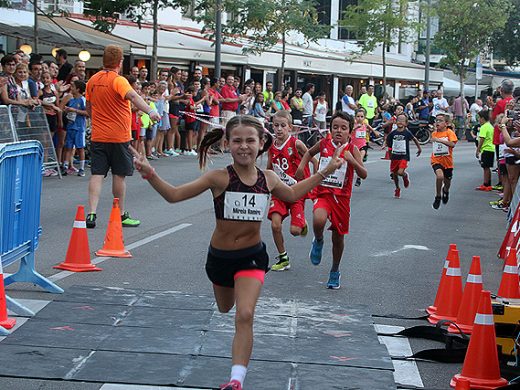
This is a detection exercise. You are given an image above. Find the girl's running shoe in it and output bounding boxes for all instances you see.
[220,380,242,390]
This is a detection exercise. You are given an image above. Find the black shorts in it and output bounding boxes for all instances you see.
[205,242,269,288]
[500,164,508,176]
[185,121,196,131]
[432,163,453,180]
[90,141,134,177]
[506,156,520,165]
[46,114,58,133]
[480,150,494,168]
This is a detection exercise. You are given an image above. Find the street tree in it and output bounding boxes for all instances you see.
[490,0,520,66]
[435,0,510,101]
[341,0,417,96]
[84,0,190,78]
[193,0,330,89]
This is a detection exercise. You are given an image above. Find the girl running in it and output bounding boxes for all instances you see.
[130,115,345,390]
[296,112,367,289]
[352,109,369,186]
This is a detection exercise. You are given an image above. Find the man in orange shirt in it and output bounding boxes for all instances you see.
[85,45,161,228]
[431,113,458,210]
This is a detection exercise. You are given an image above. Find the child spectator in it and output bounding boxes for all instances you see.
[62,80,87,176]
[475,110,494,191]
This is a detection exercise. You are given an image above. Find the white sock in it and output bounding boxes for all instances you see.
[63,161,69,169]
[230,364,247,385]
[79,160,85,170]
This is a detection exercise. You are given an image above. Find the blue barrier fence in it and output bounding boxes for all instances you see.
[0,141,63,320]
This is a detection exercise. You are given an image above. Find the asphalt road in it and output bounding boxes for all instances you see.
[2,140,508,389]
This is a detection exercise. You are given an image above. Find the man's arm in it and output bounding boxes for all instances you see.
[125,89,161,122]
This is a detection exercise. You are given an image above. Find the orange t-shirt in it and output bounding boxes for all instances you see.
[86,70,132,143]
[430,129,458,168]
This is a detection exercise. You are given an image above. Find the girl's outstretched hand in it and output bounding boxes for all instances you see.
[129,146,153,178]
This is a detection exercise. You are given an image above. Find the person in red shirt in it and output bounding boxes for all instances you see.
[296,112,367,289]
[267,111,317,271]
[220,74,241,124]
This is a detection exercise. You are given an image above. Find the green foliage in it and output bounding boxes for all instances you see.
[435,0,510,77]
[84,0,190,33]
[193,0,330,53]
[490,0,520,66]
[340,0,418,55]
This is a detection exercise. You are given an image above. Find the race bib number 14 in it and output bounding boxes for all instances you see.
[224,192,270,221]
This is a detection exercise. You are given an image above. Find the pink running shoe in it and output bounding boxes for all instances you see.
[220,379,242,390]
[394,188,401,198]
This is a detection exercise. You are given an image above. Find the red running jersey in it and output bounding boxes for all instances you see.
[269,136,309,186]
[316,137,355,198]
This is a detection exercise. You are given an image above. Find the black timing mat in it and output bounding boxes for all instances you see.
[0,286,396,389]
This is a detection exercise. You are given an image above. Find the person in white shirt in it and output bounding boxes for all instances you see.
[341,85,357,116]
[431,89,449,118]
[302,83,315,145]
[469,99,483,124]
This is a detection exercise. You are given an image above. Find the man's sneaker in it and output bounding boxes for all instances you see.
[489,198,503,206]
[475,185,492,191]
[309,238,324,265]
[189,150,198,156]
[432,196,441,210]
[220,380,242,390]
[86,213,96,229]
[394,188,401,198]
[492,184,504,191]
[403,173,410,188]
[271,254,290,271]
[77,169,85,177]
[354,177,361,187]
[300,223,308,237]
[492,202,507,210]
[442,190,449,204]
[327,271,341,289]
[121,212,140,227]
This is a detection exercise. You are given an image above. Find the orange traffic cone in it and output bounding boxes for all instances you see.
[95,198,132,258]
[496,247,520,304]
[428,248,463,325]
[427,244,457,315]
[54,206,102,272]
[448,256,483,335]
[0,273,16,329]
[450,290,508,389]
[498,204,520,259]
[454,378,470,390]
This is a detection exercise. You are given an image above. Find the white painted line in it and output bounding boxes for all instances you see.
[0,317,29,342]
[7,298,50,316]
[372,245,430,257]
[100,384,209,390]
[49,223,192,283]
[374,324,424,388]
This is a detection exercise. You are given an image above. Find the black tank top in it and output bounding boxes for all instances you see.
[214,165,270,220]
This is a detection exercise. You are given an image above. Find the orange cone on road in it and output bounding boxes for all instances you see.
[448,256,483,335]
[496,247,520,304]
[54,206,102,272]
[95,198,132,258]
[450,290,508,389]
[427,244,457,315]
[454,378,470,390]
[0,273,16,329]
[428,248,463,325]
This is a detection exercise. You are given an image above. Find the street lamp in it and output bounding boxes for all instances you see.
[20,44,33,55]
[78,50,91,62]
[51,47,60,58]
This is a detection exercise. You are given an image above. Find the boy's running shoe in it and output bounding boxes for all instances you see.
[492,184,504,191]
[489,198,502,206]
[86,213,96,229]
[121,212,140,227]
[301,223,308,237]
[442,190,449,204]
[309,238,324,265]
[403,173,410,188]
[475,185,492,191]
[220,380,242,390]
[78,169,85,177]
[327,271,341,289]
[492,202,506,210]
[271,254,290,271]
[432,196,441,210]
[394,188,401,198]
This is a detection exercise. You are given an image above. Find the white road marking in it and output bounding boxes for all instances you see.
[48,223,192,282]
[374,324,424,388]
[101,385,209,390]
[372,245,430,257]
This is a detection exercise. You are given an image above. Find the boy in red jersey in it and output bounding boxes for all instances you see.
[267,111,318,271]
[297,112,367,289]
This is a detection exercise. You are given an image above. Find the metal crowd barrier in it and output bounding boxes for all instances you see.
[0,141,64,320]
[0,105,16,144]
[8,105,61,176]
